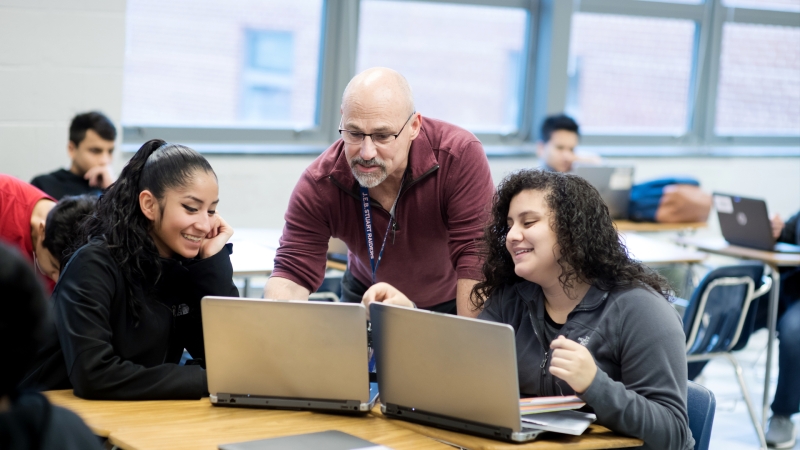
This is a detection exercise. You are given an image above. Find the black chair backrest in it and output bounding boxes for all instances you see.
[683,262,764,355]
[687,381,716,450]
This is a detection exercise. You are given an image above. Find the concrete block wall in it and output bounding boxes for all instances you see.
[0,0,127,181]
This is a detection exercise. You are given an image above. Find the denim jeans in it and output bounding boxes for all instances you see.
[771,298,800,416]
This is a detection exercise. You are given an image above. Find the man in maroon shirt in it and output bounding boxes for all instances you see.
[265,68,494,316]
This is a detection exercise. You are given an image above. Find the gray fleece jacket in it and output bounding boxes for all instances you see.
[478,281,694,450]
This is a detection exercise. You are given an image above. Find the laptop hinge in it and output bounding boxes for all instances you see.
[383,403,516,441]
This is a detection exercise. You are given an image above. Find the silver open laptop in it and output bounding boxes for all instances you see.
[370,302,546,443]
[202,297,379,413]
[572,165,634,220]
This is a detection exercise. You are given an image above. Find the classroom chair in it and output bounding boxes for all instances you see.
[687,381,716,450]
[682,262,773,449]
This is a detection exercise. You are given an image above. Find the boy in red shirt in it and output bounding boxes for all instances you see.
[0,174,95,285]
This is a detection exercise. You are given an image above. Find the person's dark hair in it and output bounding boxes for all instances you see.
[69,111,117,146]
[43,195,98,269]
[76,139,216,321]
[540,114,579,143]
[471,169,670,309]
[0,243,50,397]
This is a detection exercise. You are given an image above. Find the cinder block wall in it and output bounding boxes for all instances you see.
[0,0,127,180]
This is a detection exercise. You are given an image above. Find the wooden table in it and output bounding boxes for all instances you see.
[45,390,643,450]
[373,408,642,450]
[614,220,707,233]
[674,236,800,431]
[44,390,447,450]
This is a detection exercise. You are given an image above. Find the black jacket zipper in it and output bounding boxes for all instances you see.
[529,300,556,397]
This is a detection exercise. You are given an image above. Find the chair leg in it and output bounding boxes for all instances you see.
[724,353,768,449]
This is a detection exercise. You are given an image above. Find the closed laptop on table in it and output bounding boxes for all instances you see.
[219,430,387,450]
[202,297,378,412]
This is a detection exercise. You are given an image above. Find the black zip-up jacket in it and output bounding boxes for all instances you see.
[21,239,239,399]
[478,281,693,450]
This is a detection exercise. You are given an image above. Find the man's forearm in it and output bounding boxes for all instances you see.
[263,276,311,300]
[456,278,480,317]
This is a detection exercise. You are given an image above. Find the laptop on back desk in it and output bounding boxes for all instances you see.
[202,297,378,412]
[714,193,800,253]
[572,165,634,220]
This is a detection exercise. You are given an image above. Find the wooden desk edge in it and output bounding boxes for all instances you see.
[371,408,643,449]
[232,261,346,278]
[43,390,112,437]
[615,221,707,232]
[674,237,800,266]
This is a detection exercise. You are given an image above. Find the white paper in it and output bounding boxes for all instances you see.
[714,195,734,214]
[521,410,596,435]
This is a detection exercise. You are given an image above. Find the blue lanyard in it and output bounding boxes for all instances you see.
[359,179,403,285]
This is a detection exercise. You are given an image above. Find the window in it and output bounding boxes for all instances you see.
[241,31,294,123]
[119,0,799,154]
[123,0,323,129]
[639,0,703,3]
[566,13,696,136]
[721,0,800,12]
[356,0,529,134]
[715,23,800,136]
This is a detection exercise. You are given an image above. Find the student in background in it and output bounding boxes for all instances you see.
[31,111,117,199]
[0,243,101,450]
[22,139,238,400]
[0,174,96,284]
[364,169,693,450]
[536,114,599,173]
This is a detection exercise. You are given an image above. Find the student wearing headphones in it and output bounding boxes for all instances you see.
[364,169,693,450]
[22,139,238,400]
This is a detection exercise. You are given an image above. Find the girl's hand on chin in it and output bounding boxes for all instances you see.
[199,215,234,259]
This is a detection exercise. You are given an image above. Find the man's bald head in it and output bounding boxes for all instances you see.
[342,67,415,118]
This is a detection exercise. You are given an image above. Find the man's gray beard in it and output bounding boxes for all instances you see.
[350,158,388,188]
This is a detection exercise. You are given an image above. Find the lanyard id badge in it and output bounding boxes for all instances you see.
[359,178,403,285]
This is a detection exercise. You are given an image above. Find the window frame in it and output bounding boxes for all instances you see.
[121,0,543,151]
[541,0,800,148]
[702,3,800,145]
[121,0,800,154]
